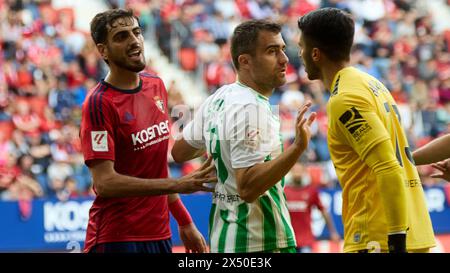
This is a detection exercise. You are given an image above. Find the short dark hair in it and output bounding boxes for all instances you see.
[230,20,282,70]
[298,8,354,62]
[90,9,140,44]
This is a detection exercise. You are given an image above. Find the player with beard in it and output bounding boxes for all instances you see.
[79,9,217,253]
[171,20,316,253]
[297,8,435,253]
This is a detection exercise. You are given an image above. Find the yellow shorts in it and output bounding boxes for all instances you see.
[348,248,430,253]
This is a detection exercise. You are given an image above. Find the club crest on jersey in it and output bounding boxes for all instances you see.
[91,131,108,152]
[154,96,165,113]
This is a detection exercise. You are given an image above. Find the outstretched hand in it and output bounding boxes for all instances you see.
[431,159,450,182]
[293,101,317,152]
[175,157,218,193]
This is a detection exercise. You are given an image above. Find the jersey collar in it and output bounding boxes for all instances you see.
[101,78,143,94]
[235,81,269,101]
[330,66,353,93]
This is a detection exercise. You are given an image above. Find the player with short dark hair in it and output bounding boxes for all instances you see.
[79,9,216,253]
[230,20,282,70]
[297,7,435,253]
[172,19,316,253]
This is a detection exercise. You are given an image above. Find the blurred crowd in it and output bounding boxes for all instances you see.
[0,0,449,205]
[143,0,450,189]
[0,0,103,204]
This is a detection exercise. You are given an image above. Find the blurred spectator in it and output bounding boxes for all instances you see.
[203,39,235,92]
[28,132,52,193]
[12,99,41,136]
[202,10,230,40]
[9,130,30,157]
[0,152,20,197]
[49,176,79,202]
[0,82,12,121]
[47,161,73,200]
[48,77,76,121]
[195,29,220,64]
[285,162,340,253]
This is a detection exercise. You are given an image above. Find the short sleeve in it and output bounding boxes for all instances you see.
[80,93,117,166]
[328,92,390,161]
[228,103,274,169]
[182,103,206,149]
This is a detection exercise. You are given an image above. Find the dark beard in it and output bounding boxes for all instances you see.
[302,53,320,80]
[306,62,320,80]
[111,56,146,72]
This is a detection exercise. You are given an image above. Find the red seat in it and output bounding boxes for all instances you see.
[178,48,197,71]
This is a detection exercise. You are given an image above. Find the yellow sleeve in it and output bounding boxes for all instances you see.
[329,92,390,161]
[364,139,408,234]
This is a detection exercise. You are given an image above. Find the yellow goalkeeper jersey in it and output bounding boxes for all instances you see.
[327,66,435,252]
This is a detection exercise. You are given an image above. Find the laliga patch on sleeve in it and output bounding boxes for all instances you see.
[244,127,260,150]
[91,131,108,152]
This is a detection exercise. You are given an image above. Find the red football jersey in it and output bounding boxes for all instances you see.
[285,184,324,247]
[80,72,171,252]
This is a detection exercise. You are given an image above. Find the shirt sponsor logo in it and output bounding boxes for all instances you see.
[91,131,108,152]
[213,192,241,204]
[131,120,170,151]
[338,107,372,141]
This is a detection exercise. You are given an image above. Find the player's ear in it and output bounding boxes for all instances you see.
[97,43,108,62]
[312,48,320,62]
[238,54,251,70]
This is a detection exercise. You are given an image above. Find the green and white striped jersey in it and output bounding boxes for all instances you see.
[183,82,296,253]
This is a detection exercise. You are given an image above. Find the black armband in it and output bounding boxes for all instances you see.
[388,233,407,253]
